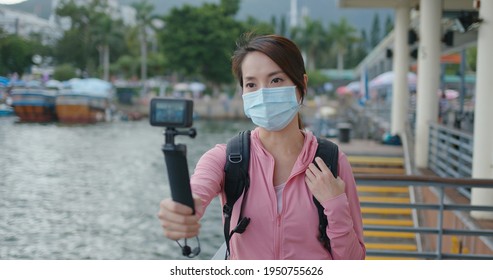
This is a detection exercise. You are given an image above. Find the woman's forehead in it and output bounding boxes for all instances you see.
[242,51,282,78]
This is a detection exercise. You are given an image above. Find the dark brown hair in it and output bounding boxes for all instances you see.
[231,33,307,103]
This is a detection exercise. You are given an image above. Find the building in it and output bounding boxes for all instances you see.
[0,0,136,44]
[0,6,62,45]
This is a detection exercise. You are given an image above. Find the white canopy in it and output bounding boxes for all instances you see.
[65,78,113,98]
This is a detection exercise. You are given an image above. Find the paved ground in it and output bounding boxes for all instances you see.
[328,137,404,157]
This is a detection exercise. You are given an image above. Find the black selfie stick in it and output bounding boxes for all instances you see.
[162,127,201,257]
[162,127,197,212]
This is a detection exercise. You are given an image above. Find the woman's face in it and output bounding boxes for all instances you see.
[241,51,297,96]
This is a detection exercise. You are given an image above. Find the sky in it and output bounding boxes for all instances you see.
[0,0,26,4]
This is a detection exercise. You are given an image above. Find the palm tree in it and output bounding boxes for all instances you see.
[327,18,360,71]
[131,0,155,85]
[291,17,327,71]
[92,14,124,81]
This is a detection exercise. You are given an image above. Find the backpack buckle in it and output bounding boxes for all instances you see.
[228,153,242,164]
[223,204,233,218]
[233,217,250,234]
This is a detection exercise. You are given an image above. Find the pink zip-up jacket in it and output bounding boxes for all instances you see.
[190,128,366,260]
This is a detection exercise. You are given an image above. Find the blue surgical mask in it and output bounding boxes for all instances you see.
[242,86,301,131]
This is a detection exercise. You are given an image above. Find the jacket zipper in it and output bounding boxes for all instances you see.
[274,165,311,259]
[275,214,282,259]
[271,156,312,259]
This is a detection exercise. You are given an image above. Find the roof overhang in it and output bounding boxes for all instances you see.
[337,0,418,8]
[337,0,477,11]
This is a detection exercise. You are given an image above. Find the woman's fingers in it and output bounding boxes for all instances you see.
[305,157,344,202]
[160,217,201,240]
[159,205,199,225]
[158,198,201,240]
[160,198,194,215]
[305,165,315,180]
[314,157,336,179]
[162,225,201,240]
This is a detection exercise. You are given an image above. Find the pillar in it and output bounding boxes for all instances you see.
[471,0,493,219]
[414,0,442,168]
[391,1,411,136]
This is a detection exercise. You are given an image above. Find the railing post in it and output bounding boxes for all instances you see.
[436,185,445,259]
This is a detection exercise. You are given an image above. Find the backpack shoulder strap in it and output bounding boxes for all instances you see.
[315,137,339,175]
[223,130,251,259]
[313,137,339,253]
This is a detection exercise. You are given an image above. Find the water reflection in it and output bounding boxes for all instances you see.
[0,118,253,259]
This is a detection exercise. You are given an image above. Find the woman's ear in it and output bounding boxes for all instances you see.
[303,74,308,88]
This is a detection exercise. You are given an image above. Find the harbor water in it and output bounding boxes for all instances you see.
[0,117,254,260]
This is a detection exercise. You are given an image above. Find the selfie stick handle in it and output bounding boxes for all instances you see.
[162,128,195,213]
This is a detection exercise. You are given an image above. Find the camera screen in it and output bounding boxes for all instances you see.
[154,101,185,124]
[150,98,193,127]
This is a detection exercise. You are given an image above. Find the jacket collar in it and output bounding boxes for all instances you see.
[250,128,318,173]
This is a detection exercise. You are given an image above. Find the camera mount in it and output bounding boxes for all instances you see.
[164,127,197,146]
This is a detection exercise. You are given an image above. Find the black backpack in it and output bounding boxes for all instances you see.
[223,130,339,259]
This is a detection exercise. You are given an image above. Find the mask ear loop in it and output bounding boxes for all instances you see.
[176,237,201,258]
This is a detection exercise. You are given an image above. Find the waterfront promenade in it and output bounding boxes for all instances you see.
[114,93,333,122]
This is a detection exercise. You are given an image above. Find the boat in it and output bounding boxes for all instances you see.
[0,104,14,117]
[55,78,113,124]
[56,92,110,123]
[10,87,57,122]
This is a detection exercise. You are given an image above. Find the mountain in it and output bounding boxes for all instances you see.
[0,0,52,19]
[3,0,393,32]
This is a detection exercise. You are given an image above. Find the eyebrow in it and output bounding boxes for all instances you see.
[244,70,285,81]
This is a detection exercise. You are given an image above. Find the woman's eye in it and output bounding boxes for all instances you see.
[245,83,255,88]
[271,78,283,84]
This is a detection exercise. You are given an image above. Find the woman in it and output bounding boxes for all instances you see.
[158,34,366,260]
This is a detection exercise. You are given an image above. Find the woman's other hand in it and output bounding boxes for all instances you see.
[305,157,345,202]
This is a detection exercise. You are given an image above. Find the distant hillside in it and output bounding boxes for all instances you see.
[4,0,393,33]
[0,0,52,19]
[121,0,393,33]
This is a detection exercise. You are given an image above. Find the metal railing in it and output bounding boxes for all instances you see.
[428,122,474,198]
[355,174,493,260]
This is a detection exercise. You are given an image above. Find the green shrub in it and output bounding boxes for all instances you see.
[53,64,77,81]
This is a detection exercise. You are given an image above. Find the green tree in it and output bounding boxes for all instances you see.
[292,17,327,71]
[27,32,53,59]
[147,52,167,78]
[159,3,241,88]
[54,29,86,71]
[384,15,394,36]
[131,0,156,83]
[112,55,138,79]
[55,0,127,77]
[279,15,288,37]
[270,15,277,33]
[360,29,369,52]
[91,11,124,81]
[220,0,240,16]
[327,18,360,71]
[0,34,33,76]
[307,70,330,94]
[347,29,368,68]
[242,16,275,36]
[357,35,369,64]
[269,14,289,37]
[370,13,381,48]
[53,63,77,81]
[55,0,93,72]
[0,28,5,72]
[467,46,477,72]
